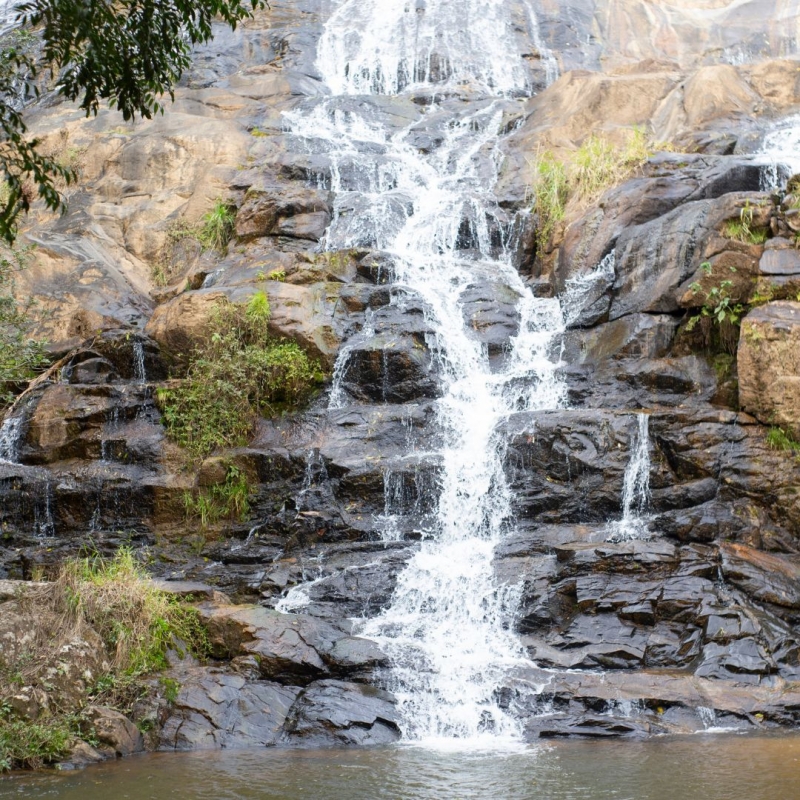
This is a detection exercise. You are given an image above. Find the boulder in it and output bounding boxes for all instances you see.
[197,604,387,683]
[738,301,800,437]
[84,706,145,757]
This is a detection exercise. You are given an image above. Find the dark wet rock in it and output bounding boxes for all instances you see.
[262,541,417,618]
[341,333,439,403]
[459,279,522,355]
[695,639,776,683]
[562,314,678,364]
[719,544,800,611]
[283,679,400,746]
[556,155,766,289]
[609,193,771,321]
[159,669,300,750]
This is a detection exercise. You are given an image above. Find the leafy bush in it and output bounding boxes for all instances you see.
[157,292,322,458]
[0,245,49,406]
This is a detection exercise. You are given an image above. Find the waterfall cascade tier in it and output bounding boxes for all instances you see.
[288,0,565,744]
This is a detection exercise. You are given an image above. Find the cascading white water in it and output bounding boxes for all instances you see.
[0,414,22,463]
[758,113,800,192]
[133,342,147,384]
[606,413,651,541]
[561,251,615,327]
[289,0,565,745]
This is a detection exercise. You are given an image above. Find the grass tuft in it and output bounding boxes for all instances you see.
[197,200,236,253]
[766,426,800,453]
[184,465,251,529]
[529,127,675,251]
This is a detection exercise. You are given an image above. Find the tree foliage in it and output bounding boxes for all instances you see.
[0,0,266,241]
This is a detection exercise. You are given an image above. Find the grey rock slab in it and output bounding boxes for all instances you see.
[197,604,387,682]
[760,246,800,276]
[159,669,300,750]
[284,679,400,746]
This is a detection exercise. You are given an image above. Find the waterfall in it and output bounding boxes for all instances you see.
[607,413,651,541]
[34,479,55,537]
[757,114,800,192]
[293,0,566,745]
[132,342,147,384]
[0,415,22,464]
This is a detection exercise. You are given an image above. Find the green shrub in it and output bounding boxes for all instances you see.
[684,262,744,355]
[157,292,322,458]
[57,548,209,678]
[0,716,75,771]
[0,549,210,771]
[0,245,49,406]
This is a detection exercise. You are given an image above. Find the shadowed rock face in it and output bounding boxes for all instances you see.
[4,0,800,756]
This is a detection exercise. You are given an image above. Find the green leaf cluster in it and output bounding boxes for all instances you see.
[0,244,48,406]
[157,292,322,459]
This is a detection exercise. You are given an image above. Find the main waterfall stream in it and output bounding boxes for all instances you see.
[284,0,568,744]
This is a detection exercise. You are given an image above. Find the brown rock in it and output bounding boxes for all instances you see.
[84,706,145,757]
[236,185,333,243]
[738,301,800,436]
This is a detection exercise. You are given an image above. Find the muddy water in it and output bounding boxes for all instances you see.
[3,733,800,800]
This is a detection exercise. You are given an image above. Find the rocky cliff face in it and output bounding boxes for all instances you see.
[4,0,800,751]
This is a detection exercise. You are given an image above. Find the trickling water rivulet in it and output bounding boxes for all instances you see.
[0,414,22,464]
[289,0,565,744]
[607,413,652,542]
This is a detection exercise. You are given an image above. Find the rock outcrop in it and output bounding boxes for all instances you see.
[738,302,800,437]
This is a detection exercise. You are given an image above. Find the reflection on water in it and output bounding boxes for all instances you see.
[2,733,800,800]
